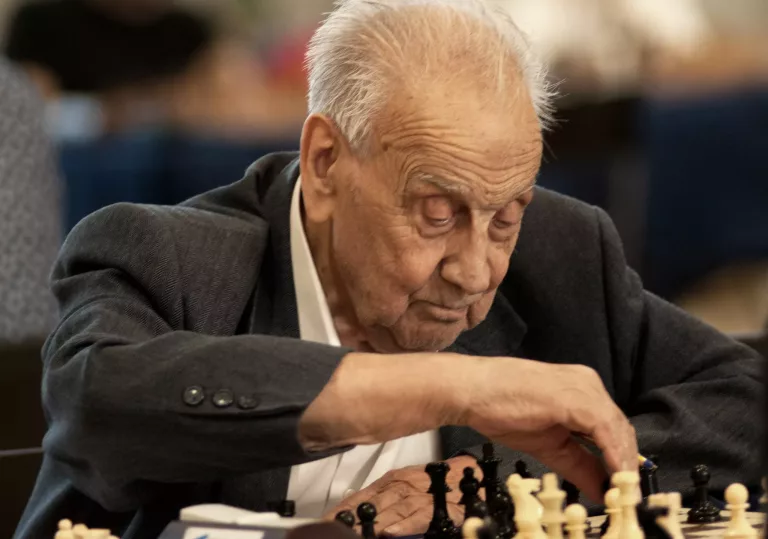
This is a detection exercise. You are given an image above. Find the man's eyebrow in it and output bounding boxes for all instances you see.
[407,173,538,200]
[406,173,471,195]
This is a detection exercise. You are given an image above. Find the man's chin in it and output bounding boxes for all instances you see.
[368,326,465,354]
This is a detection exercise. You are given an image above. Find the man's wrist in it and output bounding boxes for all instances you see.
[299,351,477,449]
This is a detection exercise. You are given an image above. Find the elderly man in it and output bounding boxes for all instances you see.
[16,1,760,538]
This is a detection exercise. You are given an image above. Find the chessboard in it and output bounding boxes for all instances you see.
[52,442,767,539]
[586,509,765,538]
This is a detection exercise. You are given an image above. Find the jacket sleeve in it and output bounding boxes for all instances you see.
[596,207,763,497]
[42,203,349,511]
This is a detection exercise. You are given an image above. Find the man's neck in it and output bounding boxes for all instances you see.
[302,204,370,350]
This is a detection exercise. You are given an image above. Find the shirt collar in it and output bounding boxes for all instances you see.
[289,178,341,346]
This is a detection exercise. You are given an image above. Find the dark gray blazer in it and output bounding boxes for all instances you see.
[16,153,762,538]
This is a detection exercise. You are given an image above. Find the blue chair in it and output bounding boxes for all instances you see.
[640,85,768,298]
[166,134,299,204]
[59,131,169,232]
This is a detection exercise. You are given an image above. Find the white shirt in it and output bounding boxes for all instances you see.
[287,179,441,518]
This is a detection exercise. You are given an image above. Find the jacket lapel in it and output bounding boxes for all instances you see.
[449,291,527,357]
[441,292,528,457]
[248,158,302,340]
[234,158,302,509]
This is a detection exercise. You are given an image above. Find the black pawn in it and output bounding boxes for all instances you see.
[687,464,722,523]
[425,462,457,539]
[357,502,377,539]
[514,460,533,479]
[335,510,355,529]
[459,467,489,520]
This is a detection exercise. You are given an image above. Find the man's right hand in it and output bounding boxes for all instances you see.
[299,352,637,501]
[459,357,637,501]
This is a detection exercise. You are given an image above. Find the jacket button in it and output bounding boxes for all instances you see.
[237,394,259,410]
[183,386,205,407]
[212,389,235,408]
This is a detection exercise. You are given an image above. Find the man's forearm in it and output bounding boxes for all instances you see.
[299,351,474,450]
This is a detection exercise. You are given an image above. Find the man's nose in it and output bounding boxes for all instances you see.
[440,229,491,295]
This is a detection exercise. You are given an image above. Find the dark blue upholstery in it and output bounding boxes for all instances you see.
[59,131,299,232]
[640,86,768,297]
[60,131,168,231]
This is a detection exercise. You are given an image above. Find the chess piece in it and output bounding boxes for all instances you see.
[72,524,89,539]
[613,470,645,539]
[357,502,377,539]
[538,473,566,539]
[425,462,458,539]
[640,460,659,499]
[516,460,534,479]
[508,474,545,539]
[725,483,758,538]
[760,478,767,505]
[463,517,485,539]
[460,467,489,520]
[478,444,515,538]
[647,456,661,493]
[687,464,722,523]
[602,488,622,539]
[86,531,111,538]
[648,492,684,539]
[55,520,75,539]
[335,510,356,528]
[564,504,588,539]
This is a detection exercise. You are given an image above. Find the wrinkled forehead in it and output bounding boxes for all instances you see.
[366,83,544,200]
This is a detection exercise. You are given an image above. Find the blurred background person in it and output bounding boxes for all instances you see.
[0,60,60,539]
[0,59,59,342]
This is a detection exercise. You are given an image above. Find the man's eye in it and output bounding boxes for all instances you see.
[423,197,454,226]
[493,219,516,230]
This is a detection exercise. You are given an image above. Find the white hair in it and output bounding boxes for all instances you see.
[306,0,557,152]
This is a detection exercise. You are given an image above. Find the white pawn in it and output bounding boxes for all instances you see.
[54,519,74,539]
[462,517,485,539]
[87,530,111,538]
[613,470,645,539]
[537,473,566,539]
[72,524,89,539]
[602,488,622,539]
[564,504,588,539]
[647,492,684,539]
[725,483,758,538]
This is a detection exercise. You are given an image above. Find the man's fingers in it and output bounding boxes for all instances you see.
[589,411,638,474]
[380,506,432,537]
[323,485,379,520]
[373,495,426,533]
[326,478,417,521]
[534,435,608,503]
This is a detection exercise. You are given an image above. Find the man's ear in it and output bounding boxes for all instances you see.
[300,114,345,223]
